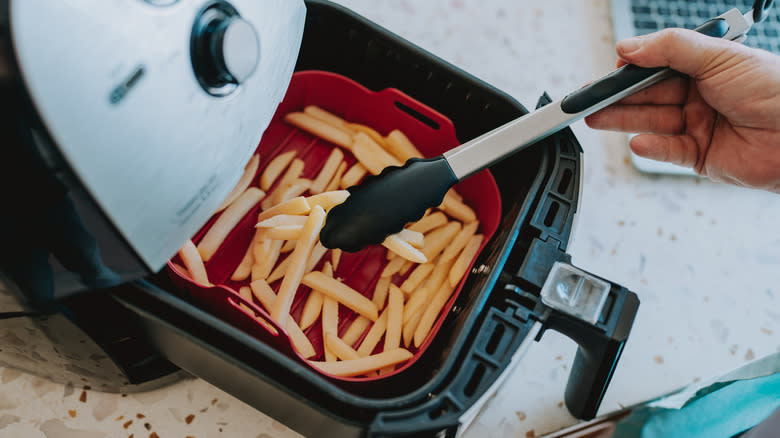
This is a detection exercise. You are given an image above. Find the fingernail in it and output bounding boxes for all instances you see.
[617,37,643,54]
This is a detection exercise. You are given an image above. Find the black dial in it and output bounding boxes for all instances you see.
[190,1,260,96]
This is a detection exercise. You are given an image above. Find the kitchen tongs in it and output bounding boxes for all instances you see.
[321,4,771,252]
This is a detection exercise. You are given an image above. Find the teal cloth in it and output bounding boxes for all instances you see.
[613,353,780,438]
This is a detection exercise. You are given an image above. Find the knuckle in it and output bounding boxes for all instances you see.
[656,28,685,44]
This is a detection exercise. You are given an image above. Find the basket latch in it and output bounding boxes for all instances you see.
[540,262,611,325]
[531,261,639,420]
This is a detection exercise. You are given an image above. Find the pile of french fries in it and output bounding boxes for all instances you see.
[174,105,483,378]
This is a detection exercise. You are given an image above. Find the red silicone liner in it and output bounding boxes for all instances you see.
[167,71,501,382]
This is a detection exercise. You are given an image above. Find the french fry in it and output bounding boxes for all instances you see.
[324,332,360,361]
[381,256,406,278]
[446,188,463,202]
[385,129,423,162]
[408,211,448,234]
[170,262,187,276]
[266,254,290,284]
[286,318,316,359]
[260,150,296,191]
[256,196,310,223]
[384,285,403,352]
[341,316,371,347]
[380,285,403,375]
[346,123,387,148]
[310,148,344,195]
[449,234,484,287]
[305,242,329,273]
[230,238,255,281]
[216,154,260,213]
[403,286,433,324]
[300,262,334,344]
[281,239,297,253]
[439,191,477,223]
[250,279,276,311]
[197,187,264,261]
[250,234,270,282]
[266,224,303,241]
[372,276,392,309]
[284,112,354,151]
[440,221,479,263]
[331,249,342,271]
[256,214,308,228]
[340,162,368,189]
[301,272,378,321]
[270,205,326,326]
[178,240,210,286]
[403,308,423,347]
[422,221,462,260]
[238,286,253,301]
[252,230,270,259]
[278,179,314,205]
[263,176,311,211]
[400,262,435,295]
[398,229,424,248]
[414,282,456,348]
[263,158,305,209]
[299,289,324,331]
[304,106,355,133]
[382,233,427,263]
[322,295,339,362]
[238,286,254,313]
[352,132,402,175]
[398,260,414,276]
[250,264,265,283]
[422,257,456,296]
[253,239,283,281]
[324,161,347,193]
[357,308,389,356]
[306,190,350,212]
[309,348,413,377]
[239,283,281,336]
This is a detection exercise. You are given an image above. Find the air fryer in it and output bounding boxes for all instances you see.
[0,1,639,437]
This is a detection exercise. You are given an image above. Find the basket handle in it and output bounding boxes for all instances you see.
[540,266,640,420]
[375,88,457,137]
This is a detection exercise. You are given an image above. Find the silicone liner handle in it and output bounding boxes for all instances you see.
[320,157,457,252]
[559,18,730,114]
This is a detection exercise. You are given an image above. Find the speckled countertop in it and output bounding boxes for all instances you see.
[1,1,778,437]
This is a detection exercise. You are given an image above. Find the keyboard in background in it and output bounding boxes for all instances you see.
[624,0,780,53]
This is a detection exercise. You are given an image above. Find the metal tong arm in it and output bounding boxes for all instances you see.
[443,8,752,181]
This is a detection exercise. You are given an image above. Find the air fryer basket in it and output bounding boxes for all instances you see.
[112,1,638,437]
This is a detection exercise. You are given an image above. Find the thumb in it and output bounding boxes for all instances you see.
[616,28,742,78]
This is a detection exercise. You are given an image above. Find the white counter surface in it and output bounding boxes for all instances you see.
[0,1,778,437]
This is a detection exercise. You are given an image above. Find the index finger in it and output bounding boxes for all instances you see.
[617,75,689,105]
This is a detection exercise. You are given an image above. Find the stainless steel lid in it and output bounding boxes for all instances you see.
[8,0,306,270]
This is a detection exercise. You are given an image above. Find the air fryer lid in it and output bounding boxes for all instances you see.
[9,0,306,271]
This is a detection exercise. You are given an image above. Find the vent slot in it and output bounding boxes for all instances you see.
[463,363,486,397]
[395,101,440,130]
[485,323,505,355]
[544,202,560,227]
[557,168,573,195]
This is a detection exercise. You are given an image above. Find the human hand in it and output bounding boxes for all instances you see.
[585,28,780,193]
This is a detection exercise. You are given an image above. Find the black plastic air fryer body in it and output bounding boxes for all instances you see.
[0,1,639,436]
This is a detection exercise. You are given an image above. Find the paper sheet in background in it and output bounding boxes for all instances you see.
[611,353,780,438]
